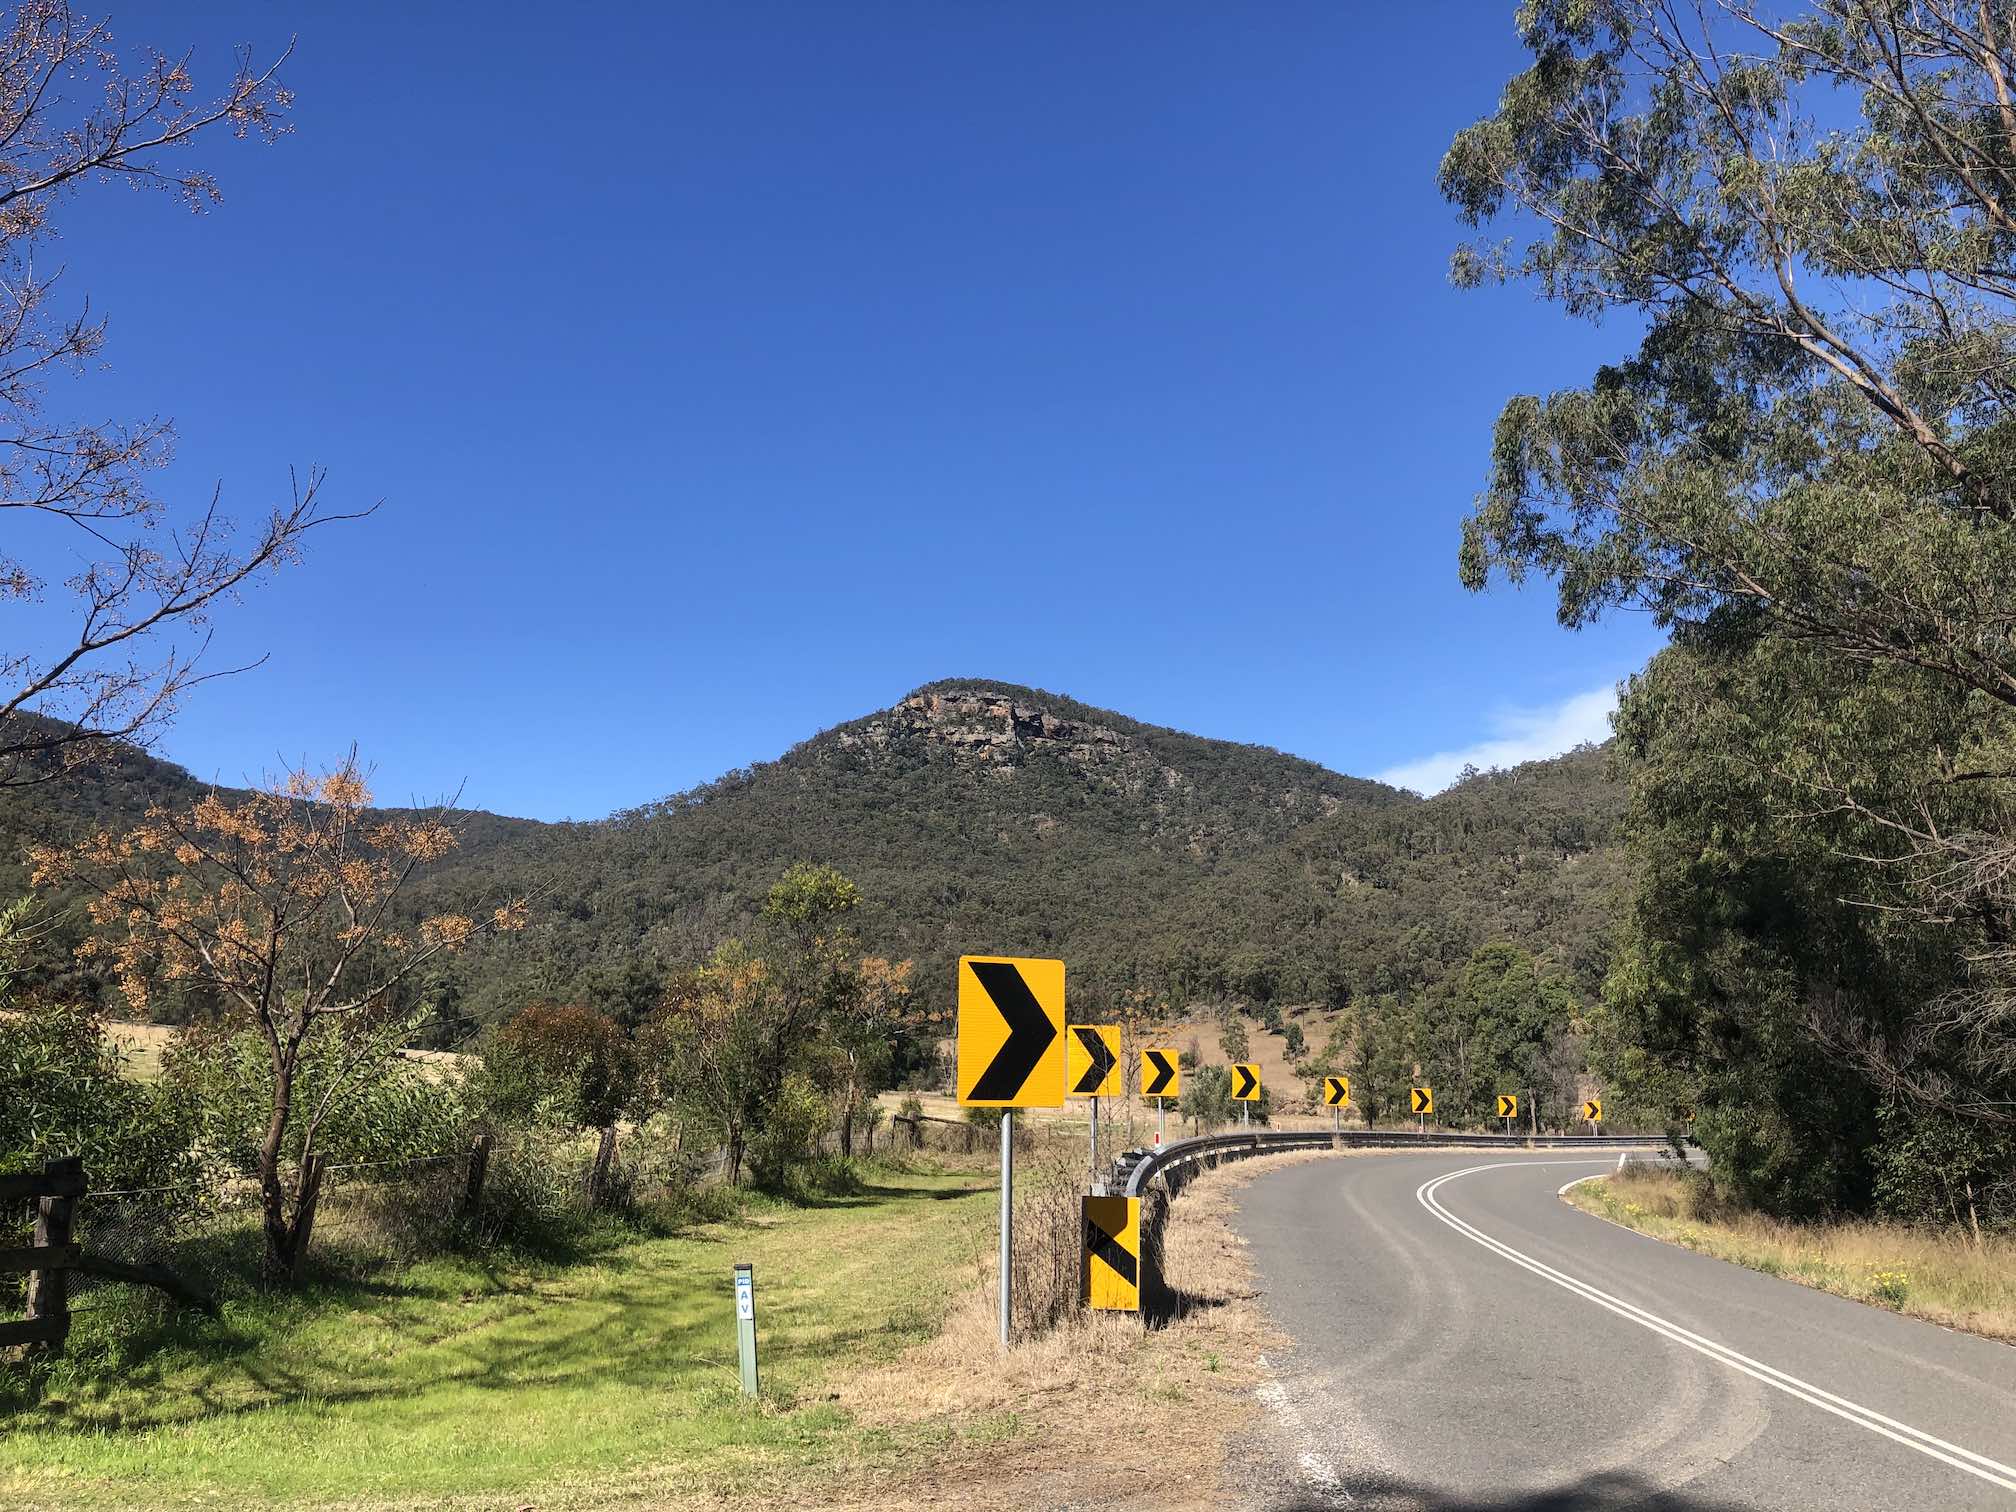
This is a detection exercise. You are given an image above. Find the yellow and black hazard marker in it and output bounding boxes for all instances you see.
[1141,1047,1180,1099]
[1082,1195,1140,1311]
[956,956,1065,1108]
[1582,1098,1603,1123]
[1410,1085,1433,1116]
[1230,1063,1261,1101]
[1496,1093,1519,1119]
[1323,1075,1350,1107]
[1066,1023,1121,1098]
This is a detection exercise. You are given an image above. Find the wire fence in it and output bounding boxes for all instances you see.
[4,1107,986,1341]
[3,1131,722,1328]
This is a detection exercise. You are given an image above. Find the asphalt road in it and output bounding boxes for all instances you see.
[1232,1150,2016,1511]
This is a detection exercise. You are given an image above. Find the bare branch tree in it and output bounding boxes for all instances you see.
[0,4,357,782]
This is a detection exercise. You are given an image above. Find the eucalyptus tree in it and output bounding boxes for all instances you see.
[1444,1,2016,1163]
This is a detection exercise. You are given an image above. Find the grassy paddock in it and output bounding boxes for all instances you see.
[0,1159,996,1510]
[1568,1166,2016,1342]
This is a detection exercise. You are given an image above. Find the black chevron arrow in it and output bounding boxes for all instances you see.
[1071,1027,1117,1094]
[1326,1077,1346,1105]
[966,960,1058,1101]
[1142,1049,1176,1097]
[1084,1212,1138,1287]
[1232,1063,1258,1099]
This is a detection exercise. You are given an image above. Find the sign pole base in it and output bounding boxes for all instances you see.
[1090,1094,1099,1189]
[999,1110,1013,1347]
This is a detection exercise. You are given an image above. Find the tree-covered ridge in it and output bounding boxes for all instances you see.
[0,687,1629,1047]
[1143,742,1626,1010]
[406,680,1431,1028]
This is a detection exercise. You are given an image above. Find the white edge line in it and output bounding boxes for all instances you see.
[1417,1161,2016,1497]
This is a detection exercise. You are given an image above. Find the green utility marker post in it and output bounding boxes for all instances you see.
[734,1261,759,1396]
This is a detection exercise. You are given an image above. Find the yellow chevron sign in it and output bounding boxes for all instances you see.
[1496,1093,1518,1119]
[1230,1063,1261,1101]
[1082,1195,1140,1311]
[1582,1098,1603,1123]
[1140,1047,1181,1099]
[1410,1086,1433,1116]
[1323,1075,1350,1107]
[955,956,1065,1108]
[1066,1023,1121,1099]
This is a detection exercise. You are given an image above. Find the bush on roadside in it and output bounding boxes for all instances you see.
[1008,1139,1090,1338]
[1178,1063,1270,1130]
[749,1072,833,1187]
[161,1015,468,1173]
[466,1124,600,1254]
[477,1002,638,1131]
[1871,1101,2016,1233]
[0,1001,197,1190]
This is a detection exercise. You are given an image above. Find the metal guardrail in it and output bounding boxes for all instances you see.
[1120,1127,1678,1199]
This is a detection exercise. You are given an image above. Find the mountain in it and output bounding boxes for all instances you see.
[403,679,1419,1025]
[0,682,1629,1036]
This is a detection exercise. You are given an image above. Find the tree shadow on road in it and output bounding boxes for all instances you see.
[1269,1468,1750,1510]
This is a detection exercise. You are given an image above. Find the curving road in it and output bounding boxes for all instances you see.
[1232,1150,2016,1511]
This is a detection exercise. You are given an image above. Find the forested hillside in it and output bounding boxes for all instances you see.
[0,683,1628,1044]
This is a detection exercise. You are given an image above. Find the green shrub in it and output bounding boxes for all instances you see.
[748,1073,831,1186]
[478,1002,637,1130]
[161,1017,468,1173]
[1178,1063,1271,1128]
[0,1003,196,1189]
[763,1154,863,1203]
[467,1126,592,1254]
[1871,1102,2016,1232]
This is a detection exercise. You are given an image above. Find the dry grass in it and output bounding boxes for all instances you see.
[1570,1166,2016,1343]
[788,1151,1330,1511]
[93,1020,472,1085]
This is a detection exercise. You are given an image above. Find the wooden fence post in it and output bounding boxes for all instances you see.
[23,1155,83,1354]
[288,1153,326,1282]
[462,1133,493,1220]
[586,1126,618,1209]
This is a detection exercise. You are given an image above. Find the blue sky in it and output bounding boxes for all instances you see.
[34,2,1664,819]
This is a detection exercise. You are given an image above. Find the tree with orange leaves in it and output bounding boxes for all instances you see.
[30,751,527,1280]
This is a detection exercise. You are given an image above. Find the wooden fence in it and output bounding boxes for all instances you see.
[1,1156,84,1351]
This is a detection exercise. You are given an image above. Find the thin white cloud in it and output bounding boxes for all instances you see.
[1374,683,1619,795]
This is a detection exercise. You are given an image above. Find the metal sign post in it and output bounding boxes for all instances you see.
[734,1262,759,1396]
[1156,1095,1165,1146]
[953,955,1066,1351]
[999,1109,1013,1346]
[1090,1094,1100,1187]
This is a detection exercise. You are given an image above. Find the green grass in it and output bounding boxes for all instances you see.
[0,1163,995,1509]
